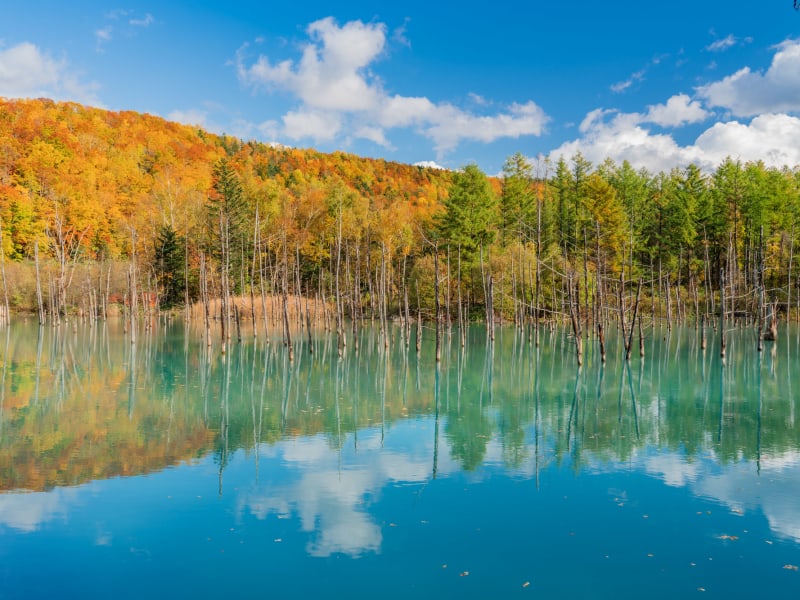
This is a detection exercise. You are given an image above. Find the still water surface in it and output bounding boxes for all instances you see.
[1,320,799,598]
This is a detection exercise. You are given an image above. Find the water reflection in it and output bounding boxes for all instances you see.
[1,320,799,551]
[640,448,800,543]
[0,487,76,532]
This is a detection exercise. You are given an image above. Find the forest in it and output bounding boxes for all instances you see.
[1,97,800,357]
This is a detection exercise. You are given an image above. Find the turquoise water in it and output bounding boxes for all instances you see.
[1,320,799,598]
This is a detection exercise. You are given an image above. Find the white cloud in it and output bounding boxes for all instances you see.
[643,93,709,127]
[611,69,645,93]
[413,160,447,170]
[551,114,703,173]
[237,17,386,113]
[550,39,800,174]
[557,93,709,170]
[549,107,800,173]
[378,94,436,128]
[694,113,800,167]
[551,102,800,172]
[236,17,548,157]
[353,125,392,148]
[698,39,800,116]
[0,42,100,105]
[282,109,341,142]
[167,108,211,129]
[706,34,737,52]
[705,34,753,53]
[130,14,154,28]
[423,101,548,154]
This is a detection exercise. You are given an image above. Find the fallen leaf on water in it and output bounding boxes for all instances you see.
[783,564,799,571]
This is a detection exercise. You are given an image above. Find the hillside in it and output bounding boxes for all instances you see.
[0,97,450,263]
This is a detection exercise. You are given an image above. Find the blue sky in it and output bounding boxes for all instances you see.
[1,1,799,174]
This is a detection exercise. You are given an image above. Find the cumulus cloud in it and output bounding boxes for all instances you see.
[550,39,800,174]
[698,39,800,116]
[236,17,548,157]
[0,42,100,104]
[553,94,709,171]
[282,108,342,142]
[694,113,800,167]
[551,111,704,173]
[643,94,709,127]
[237,17,386,112]
[422,101,548,154]
[549,106,800,173]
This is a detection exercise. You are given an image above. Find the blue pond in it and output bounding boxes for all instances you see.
[1,321,799,598]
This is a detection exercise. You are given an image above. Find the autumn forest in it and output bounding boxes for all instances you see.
[2,97,800,356]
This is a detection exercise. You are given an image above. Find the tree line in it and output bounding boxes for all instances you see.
[1,99,800,354]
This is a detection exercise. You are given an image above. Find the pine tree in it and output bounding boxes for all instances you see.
[154,224,186,308]
[436,164,498,259]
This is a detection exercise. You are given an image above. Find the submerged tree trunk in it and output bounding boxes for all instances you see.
[434,244,441,362]
[34,241,45,325]
[0,218,9,327]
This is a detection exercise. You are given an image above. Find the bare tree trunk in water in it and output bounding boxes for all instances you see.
[434,244,441,362]
[282,231,294,362]
[34,240,45,325]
